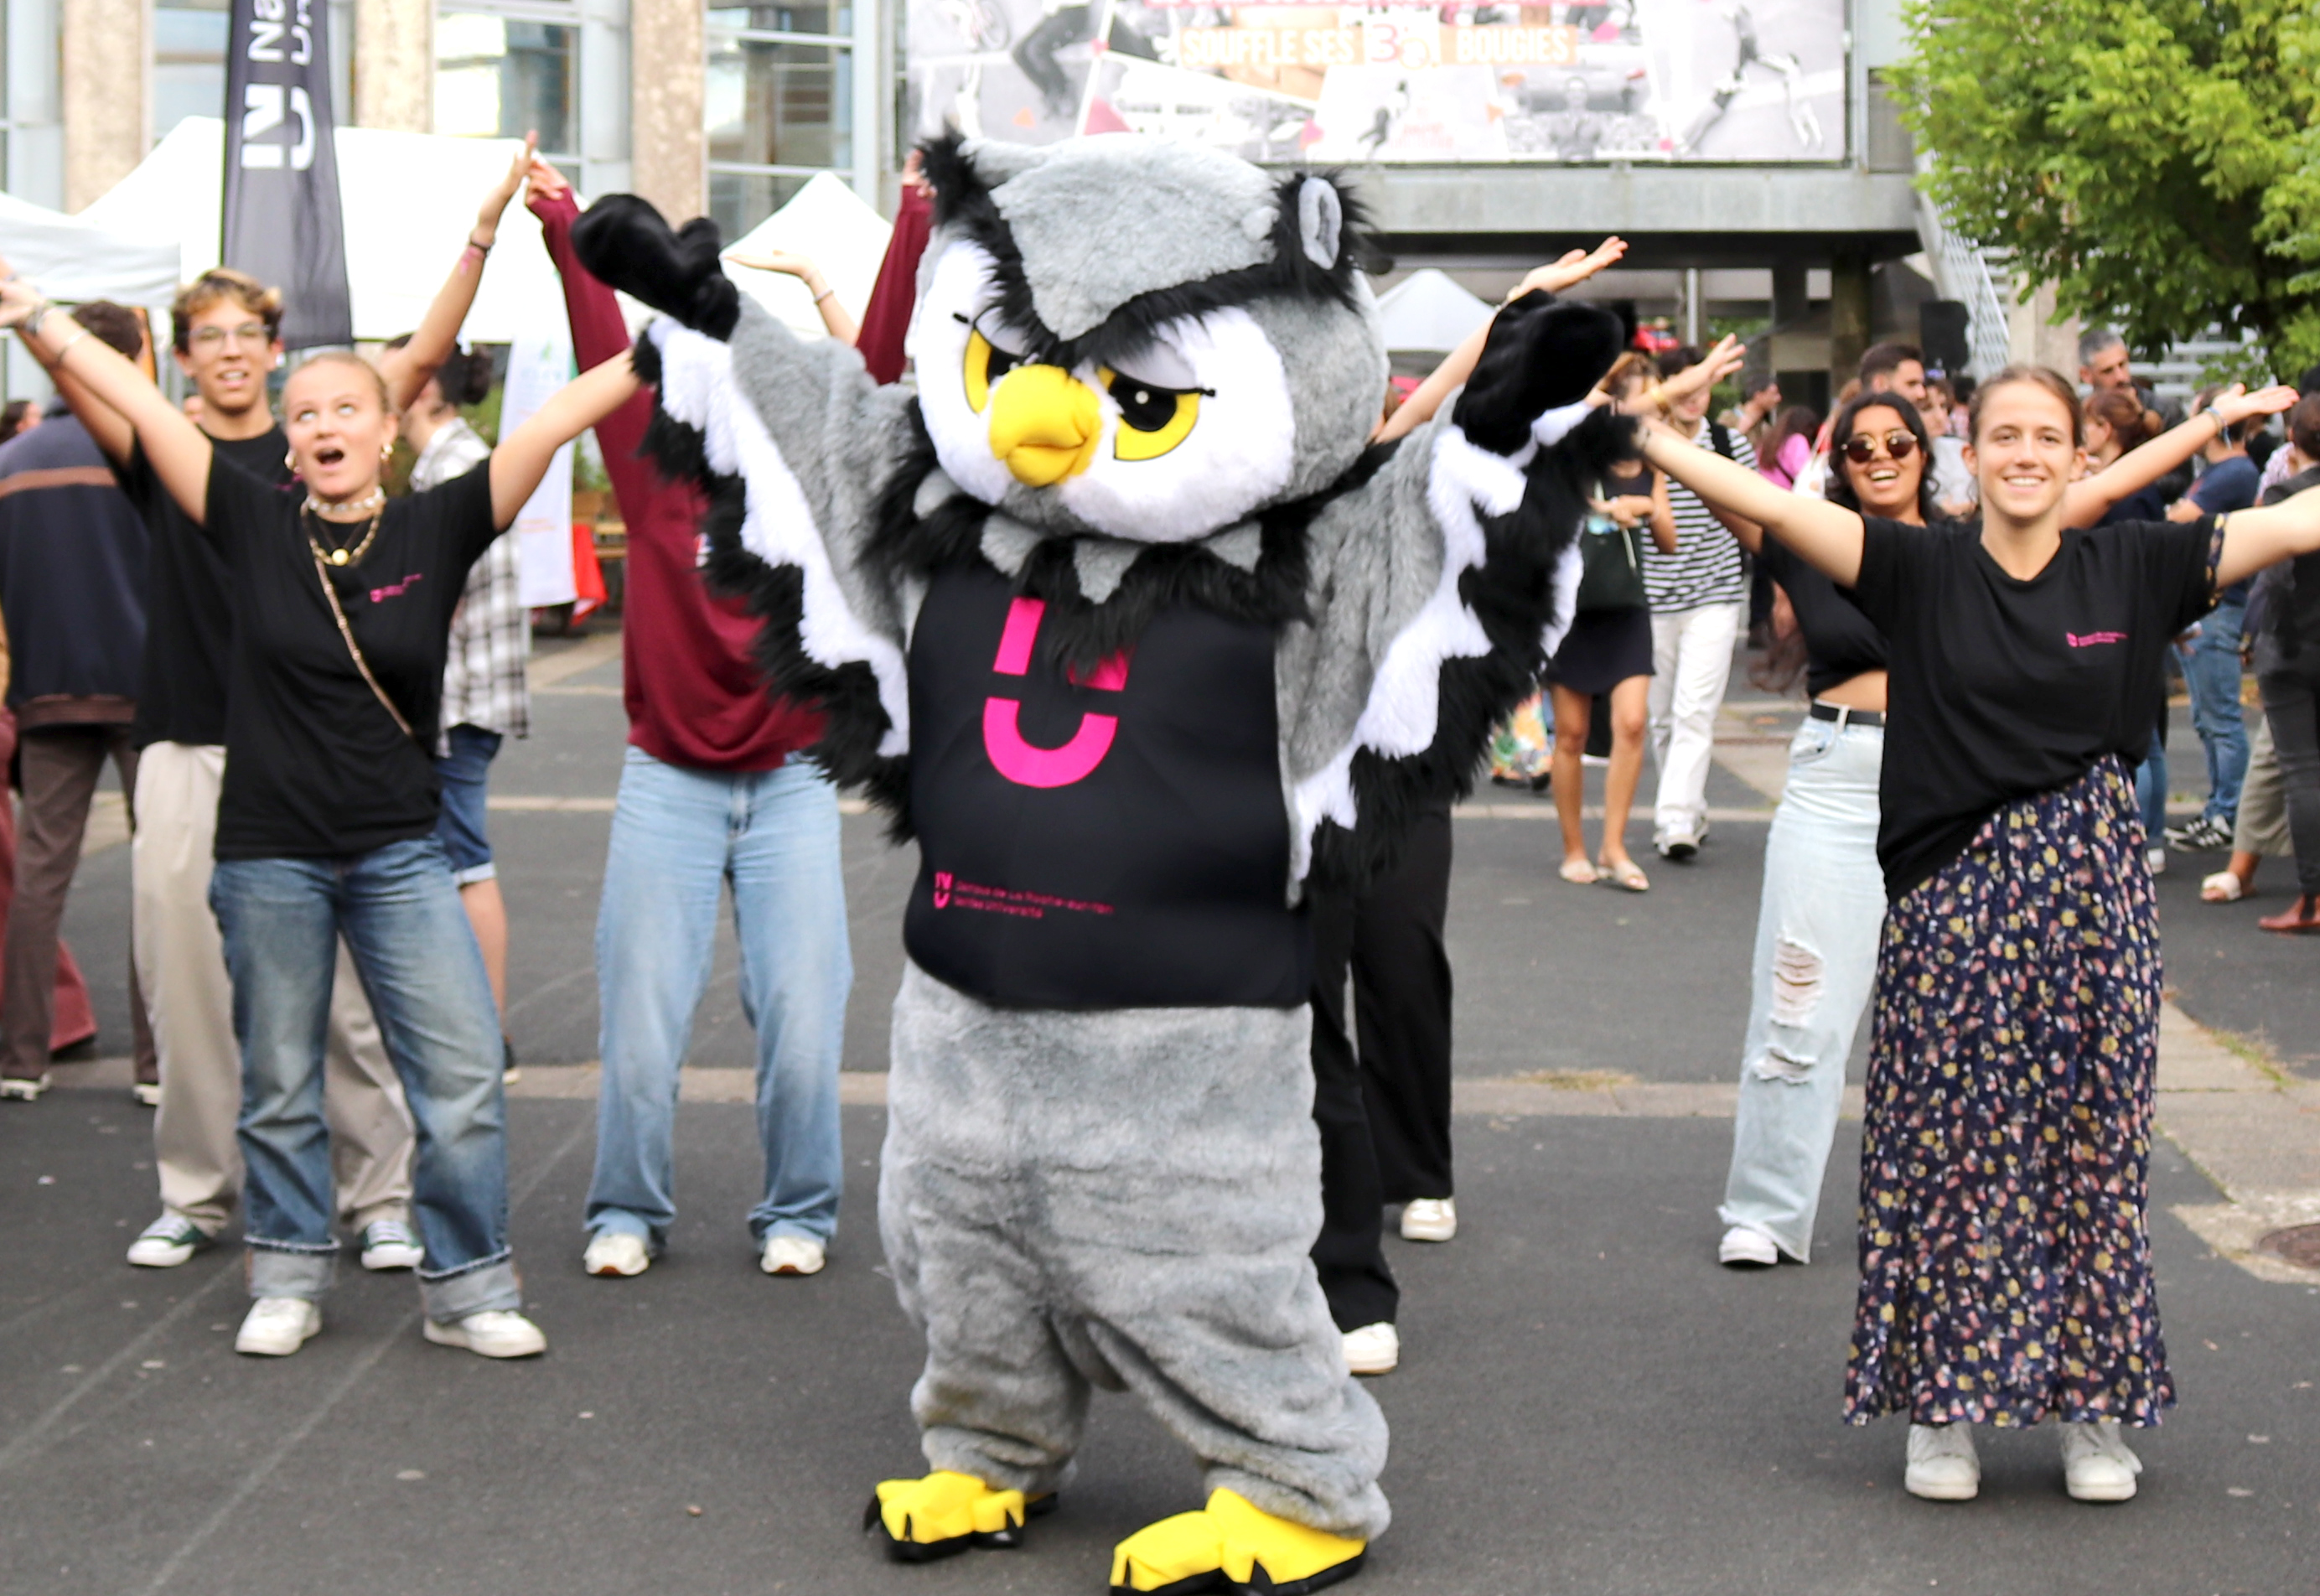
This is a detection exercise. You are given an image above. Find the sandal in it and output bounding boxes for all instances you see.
[1597,855,1649,893]
[1559,857,1602,885]
[2201,869,2249,904]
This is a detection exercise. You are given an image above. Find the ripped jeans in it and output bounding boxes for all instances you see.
[1718,714,1885,1262]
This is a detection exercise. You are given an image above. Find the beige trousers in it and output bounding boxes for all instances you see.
[132,742,415,1235]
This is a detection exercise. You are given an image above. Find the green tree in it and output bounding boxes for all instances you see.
[1893,0,2320,378]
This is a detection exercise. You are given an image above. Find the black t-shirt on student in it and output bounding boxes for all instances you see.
[200,459,500,859]
[1849,515,2217,901]
[117,428,293,748]
[1755,534,1888,699]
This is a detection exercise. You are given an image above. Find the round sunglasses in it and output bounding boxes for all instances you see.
[1841,430,1919,464]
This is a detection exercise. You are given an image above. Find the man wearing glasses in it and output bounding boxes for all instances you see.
[31,268,422,1274]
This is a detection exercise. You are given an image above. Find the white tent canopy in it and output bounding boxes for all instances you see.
[0,190,182,308]
[722,172,893,341]
[78,118,563,345]
[1373,267,1494,355]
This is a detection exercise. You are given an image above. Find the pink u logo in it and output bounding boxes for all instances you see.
[983,597,1131,789]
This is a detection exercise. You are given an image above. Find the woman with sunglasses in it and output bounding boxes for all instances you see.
[1713,389,1932,1272]
[1643,359,2320,1505]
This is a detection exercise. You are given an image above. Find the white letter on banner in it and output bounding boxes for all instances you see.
[241,85,285,168]
[247,20,285,60]
[288,87,315,170]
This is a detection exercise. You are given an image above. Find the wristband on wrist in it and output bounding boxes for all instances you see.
[22,300,54,339]
[812,287,834,305]
[49,327,90,365]
[468,231,495,254]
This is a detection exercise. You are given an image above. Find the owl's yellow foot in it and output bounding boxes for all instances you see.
[862,1469,1054,1562]
[1109,1489,1366,1595]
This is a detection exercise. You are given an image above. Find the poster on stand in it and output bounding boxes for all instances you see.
[903,0,1845,166]
[500,325,578,609]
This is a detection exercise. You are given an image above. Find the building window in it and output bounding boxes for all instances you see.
[707,3,853,238]
[153,0,230,145]
[438,5,581,164]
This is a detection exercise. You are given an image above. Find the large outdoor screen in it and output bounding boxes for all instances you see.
[903,0,1847,164]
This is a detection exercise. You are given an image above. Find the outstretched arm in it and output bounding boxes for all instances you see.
[722,248,861,346]
[489,351,639,528]
[1639,413,1864,583]
[2215,484,2320,588]
[0,267,210,519]
[380,133,538,412]
[1375,237,1629,444]
[2065,383,2296,527]
[18,312,137,464]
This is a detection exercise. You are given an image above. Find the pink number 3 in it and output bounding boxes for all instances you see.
[982,597,1131,788]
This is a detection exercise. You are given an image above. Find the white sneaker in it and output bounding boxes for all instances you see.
[359,1219,425,1272]
[2146,846,2168,876]
[1656,832,1700,863]
[1342,1321,1400,1376]
[760,1234,826,1276]
[0,1073,50,1101]
[583,1231,650,1277]
[127,1214,212,1268]
[1717,1224,1781,1267]
[235,1297,322,1356]
[2060,1421,2142,1502]
[1400,1198,1458,1242]
[424,1308,547,1359]
[1904,1422,1981,1501]
[132,1083,162,1108]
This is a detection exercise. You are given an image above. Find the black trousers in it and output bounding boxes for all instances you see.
[1308,805,1457,1331]
[2262,660,2320,895]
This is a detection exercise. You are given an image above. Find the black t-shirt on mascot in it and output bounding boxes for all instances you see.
[903,562,1309,1010]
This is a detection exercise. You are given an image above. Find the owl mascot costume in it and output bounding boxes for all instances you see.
[572,133,1626,1593]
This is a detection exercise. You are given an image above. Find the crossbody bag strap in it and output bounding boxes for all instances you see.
[311,552,419,744]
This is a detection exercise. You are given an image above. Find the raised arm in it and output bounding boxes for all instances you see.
[2065,383,2297,528]
[2214,483,2320,588]
[488,350,639,528]
[1374,237,1629,444]
[379,132,537,412]
[0,268,210,519]
[722,248,861,346]
[1639,415,1864,583]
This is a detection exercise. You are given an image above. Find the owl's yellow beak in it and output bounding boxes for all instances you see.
[987,365,1100,486]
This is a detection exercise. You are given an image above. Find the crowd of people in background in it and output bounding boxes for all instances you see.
[1,171,2317,1521]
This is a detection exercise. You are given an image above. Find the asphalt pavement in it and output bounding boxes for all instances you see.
[10,627,2318,1596]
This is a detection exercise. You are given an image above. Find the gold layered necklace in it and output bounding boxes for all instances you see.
[303,488,386,567]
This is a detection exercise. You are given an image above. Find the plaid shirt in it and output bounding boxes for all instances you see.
[414,419,530,747]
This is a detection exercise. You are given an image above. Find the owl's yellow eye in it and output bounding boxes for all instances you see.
[1104,367,1201,462]
[963,326,1021,413]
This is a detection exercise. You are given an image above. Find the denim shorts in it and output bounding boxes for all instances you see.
[433,724,504,885]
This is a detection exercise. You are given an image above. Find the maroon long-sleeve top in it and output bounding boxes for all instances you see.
[530,187,823,772]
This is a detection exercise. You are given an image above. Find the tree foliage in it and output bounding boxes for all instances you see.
[1893,0,2320,379]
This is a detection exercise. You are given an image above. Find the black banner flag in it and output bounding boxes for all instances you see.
[221,0,352,350]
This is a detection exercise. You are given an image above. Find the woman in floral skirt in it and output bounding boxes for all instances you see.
[1635,364,2320,1504]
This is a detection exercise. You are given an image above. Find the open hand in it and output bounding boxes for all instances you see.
[1515,236,1627,299]
[476,131,540,243]
[2209,382,2299,428]
[1658,334,1745,407]
[723,248,825,285]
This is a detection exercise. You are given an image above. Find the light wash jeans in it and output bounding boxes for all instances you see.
[210,837,518,1321]
[1648,600,1744,846]
[2183,597,2249,826]
[586,749,850,1248]
[1718,716,1885,1262]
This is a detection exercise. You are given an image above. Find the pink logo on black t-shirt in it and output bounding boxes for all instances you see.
[369,573,424,604]
[2066,630,2128,648]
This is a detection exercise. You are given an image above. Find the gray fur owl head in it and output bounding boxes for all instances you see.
[907,134,1390,544]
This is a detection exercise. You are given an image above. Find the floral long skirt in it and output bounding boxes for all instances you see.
[1844,757,2176,1428]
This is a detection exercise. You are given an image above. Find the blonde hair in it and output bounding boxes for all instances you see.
[284,349,391,412]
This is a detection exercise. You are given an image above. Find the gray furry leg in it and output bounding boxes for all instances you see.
[882,977,1091,1497]
[890,961,1390,1542]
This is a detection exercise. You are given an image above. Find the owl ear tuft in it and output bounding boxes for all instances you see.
[1295,177,1343,272]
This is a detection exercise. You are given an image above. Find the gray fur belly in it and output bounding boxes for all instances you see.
[883,959,1321,1255]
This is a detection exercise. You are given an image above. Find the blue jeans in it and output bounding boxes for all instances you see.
[1719,717,1885,1262]
[586,749,850,1247]
[210,837,517,1320]
[2183,598,2249,826]
[2135,727,2167,844]
[433,724,504,885]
